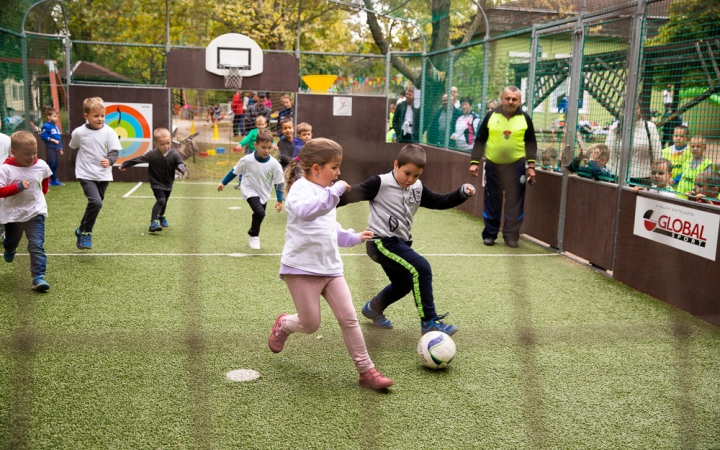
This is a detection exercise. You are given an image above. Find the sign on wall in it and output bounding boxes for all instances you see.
[633,196,720,261]
[104,102,153,165]
[333,97,352,116]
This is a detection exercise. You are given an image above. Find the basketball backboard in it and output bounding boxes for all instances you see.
[205,33,264,77]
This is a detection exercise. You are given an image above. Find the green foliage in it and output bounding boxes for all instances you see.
[649,0,720,46]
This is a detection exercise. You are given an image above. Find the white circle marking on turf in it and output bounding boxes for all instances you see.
[228,206,242,210]
[226,369,261,382]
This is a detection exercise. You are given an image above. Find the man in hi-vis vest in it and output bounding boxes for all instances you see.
[469,86,537,248]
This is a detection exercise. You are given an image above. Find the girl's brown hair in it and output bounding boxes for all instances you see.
[284,138,343,195]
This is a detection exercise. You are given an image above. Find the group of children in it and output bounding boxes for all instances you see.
[537,124,720,204]
[1,92,478,391]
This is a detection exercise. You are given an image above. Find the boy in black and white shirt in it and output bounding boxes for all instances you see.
[69,97,122,249]
[338,144,475,336]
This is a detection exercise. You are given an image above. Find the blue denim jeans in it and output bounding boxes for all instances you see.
[3,214,46,278]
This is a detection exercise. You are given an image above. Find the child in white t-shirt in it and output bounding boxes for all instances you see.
[217,130,284,250]
[69,97,122,250]
[268,138,394,390]
[0,131,53,291]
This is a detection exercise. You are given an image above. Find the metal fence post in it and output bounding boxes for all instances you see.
[557,18,584,253]
[481,40,490,113]
[443,51,455,149]
[21,34,30,130]
[419,56,427,142]
[611,0,647,272]
[385,50,392,135]
[527,24,539,117]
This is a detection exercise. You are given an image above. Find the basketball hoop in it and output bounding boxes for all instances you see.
[220,65,249,90]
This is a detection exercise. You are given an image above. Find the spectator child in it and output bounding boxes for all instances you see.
[217,130,284,250]
[687,169,720,205]
[275,95,293,134]
[244,91,254,109]
[676,135,714,198]
[0,131,53,291]
[632,158,676,198]
[240,115,269,155]
[338,144,476,336]
[40,108,64,186]
[540,147,560,172]
[661,125,691,184]
[119,128,186,232]
[69,97,122,250]
[293,122,313,158]
[277,118,303,168]
[268,138,394,390]
[567,144,614,181]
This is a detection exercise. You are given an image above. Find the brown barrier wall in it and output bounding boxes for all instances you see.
[69,86,169,132]
[562,177,618,270]
[36,135,150,183]
[521,170,562,248]
[614,189,720,327]
[167,50,299,92]
[295,94,483,213]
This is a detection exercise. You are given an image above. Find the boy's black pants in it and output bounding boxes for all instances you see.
[366,236,437,321]
[246,196,266,237]
[151,188,172,221]
[78,180,108,233]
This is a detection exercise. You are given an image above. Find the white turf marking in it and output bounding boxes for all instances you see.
[226,369,260,382]
[32,252,560,258]
[122,182,144,198]
[127,196,242,200]
[228,206,242,210]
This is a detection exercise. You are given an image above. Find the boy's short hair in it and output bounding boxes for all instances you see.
[396,144,426,168]
[83,97,105,114]
[45,107,59,116]
[10,130,36,150]
[279,118,293,127]
[153,127,171,141]
[588,143,610,160]
[281,94,291,101]
[296,122,312,134]
[459,97,473,106]
[674,124,689,134]
[652,158,672,173]
[256,130,273,144]
[255,115,267,124]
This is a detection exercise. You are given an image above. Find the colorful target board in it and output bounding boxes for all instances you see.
[104,103,153,165]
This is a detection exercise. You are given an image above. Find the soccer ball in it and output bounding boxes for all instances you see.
[417,331,456,369]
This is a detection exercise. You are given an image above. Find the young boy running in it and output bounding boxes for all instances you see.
[69,97,122,249]
[119,128,186,232]
[40,108,64,186]
[234,115,269,189]
[277,118,303,168]
[338,144,475,336]
[0,131,53,291]
[292,122,313,159]
[217,130,284,250]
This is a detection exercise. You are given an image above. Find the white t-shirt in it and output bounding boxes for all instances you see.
[69,124,122,181]
[0,159,53,224]
[0,132,10,165]
[232,154,284,204]
[281,177,343,274]
[605,119,662,179]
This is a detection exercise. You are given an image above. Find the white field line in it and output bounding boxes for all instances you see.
[23,253,561,258]
[127,196,243,200]
[122,182,144,198]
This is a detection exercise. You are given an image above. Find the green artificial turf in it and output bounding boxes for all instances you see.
[1,181,719,449]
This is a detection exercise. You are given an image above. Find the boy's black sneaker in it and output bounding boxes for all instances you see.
[149,220,163,232]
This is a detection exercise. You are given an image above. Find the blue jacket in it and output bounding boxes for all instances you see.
[40,121,62,150]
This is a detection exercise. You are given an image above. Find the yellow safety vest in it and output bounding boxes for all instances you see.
[675,157,714,198]
[485,112,529,163]
[661,146,692,180]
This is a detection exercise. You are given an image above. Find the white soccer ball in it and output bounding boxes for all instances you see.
[417,331,456,369]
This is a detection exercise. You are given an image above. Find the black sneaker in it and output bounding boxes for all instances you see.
[483,237,495,246]
[149,220,163,232]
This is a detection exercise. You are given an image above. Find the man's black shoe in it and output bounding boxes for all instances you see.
[504,239,519,248]
[483,237,495,246]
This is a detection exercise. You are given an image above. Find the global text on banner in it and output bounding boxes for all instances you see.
[633,196,720,261]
